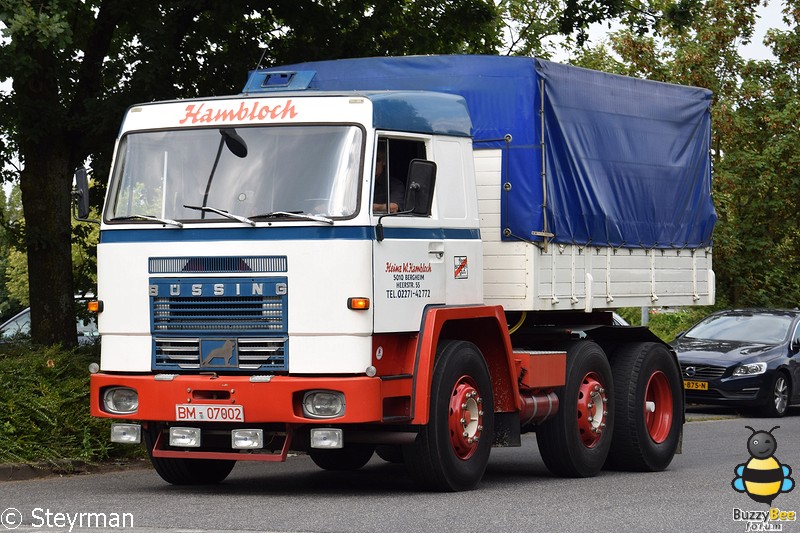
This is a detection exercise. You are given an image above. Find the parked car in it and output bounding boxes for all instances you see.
[672,309,800,417]
[0,306,98,345]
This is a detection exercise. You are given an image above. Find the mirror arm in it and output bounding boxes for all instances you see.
[375,187,418,242]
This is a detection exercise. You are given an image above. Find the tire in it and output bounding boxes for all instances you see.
[404,340,494,491]
[309,444,375,471]
[144,424,236,485]
[536,341,614,478]
[758,372,790,418]
[606,342,683,471]
[376,444,405,464]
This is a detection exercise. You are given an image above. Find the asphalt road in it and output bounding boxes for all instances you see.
[0,407,798,533]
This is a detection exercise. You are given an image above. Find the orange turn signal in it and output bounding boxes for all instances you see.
[347,297,370,310]
[87,300,103,313]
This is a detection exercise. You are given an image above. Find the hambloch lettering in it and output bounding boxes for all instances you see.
[30,508,133,531]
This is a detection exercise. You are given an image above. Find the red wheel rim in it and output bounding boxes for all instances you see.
[644,371,673,443]
[448,375,483,460]
[576,372,608,448]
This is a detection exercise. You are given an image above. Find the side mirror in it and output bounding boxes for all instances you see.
[404,159,436,216]
[72,167,97,223]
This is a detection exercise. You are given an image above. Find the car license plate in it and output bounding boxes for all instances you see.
[683,380,708,391]
[176,404,244,422]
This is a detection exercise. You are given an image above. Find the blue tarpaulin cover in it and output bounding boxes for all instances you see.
[257,55,716,249]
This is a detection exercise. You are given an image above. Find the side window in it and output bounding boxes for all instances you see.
[793,322,800,348]
[372,138,426,214]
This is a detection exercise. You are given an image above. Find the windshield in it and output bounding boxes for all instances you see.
[685,313,792,344]
[107,125,363,221]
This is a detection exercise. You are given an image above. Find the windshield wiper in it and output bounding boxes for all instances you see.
[183,205,256,226]
[111,215,184,228]
[250,211,334,225]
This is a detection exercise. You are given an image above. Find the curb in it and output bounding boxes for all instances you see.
[0,459,150,482]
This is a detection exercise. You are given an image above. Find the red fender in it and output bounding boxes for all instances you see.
[410,305,521,424]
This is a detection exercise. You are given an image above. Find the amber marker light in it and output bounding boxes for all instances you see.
[347,297,370,310]
[87,300,104,313]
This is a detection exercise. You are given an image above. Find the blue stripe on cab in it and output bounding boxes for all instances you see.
[99,226,480,243]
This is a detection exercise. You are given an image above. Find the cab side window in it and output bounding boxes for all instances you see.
[373,138,426,214]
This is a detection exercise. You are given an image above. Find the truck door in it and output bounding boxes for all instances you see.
[372,136,445,333]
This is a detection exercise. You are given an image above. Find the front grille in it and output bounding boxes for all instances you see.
[238,338,288,369]
[154,337,288,371]
[153,296,284,332]
[155,338,201,367]
[150,276,288,372]
[680,363,726,380]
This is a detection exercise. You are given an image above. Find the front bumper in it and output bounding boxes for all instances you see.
[683,374,768,407]
[91,372,404,424]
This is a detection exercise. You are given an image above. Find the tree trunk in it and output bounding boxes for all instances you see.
[14,58,77,348]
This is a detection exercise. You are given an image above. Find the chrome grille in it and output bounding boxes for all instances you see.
[154,337,288,371]
[238,337,288,369]
[155,338,201,368]
[680,364,726,380]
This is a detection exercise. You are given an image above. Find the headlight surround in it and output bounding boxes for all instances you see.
[732,362,767,377]
[102,387,139,414]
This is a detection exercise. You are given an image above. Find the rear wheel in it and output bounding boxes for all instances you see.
[144,424,236,485]
[536,341,614,477]
[404,340,494,491]
[606,342,683,471]
[309,444,375,471]
[759,372,790,418]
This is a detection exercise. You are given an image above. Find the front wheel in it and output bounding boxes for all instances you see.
[605,342,683,471]
[536,341,614,478]
[309,444,375,471]
[144,424,236,485]
[758,372,790,418]
[404,340,494,491]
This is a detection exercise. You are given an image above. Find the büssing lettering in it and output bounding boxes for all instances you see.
[153,283,267,297]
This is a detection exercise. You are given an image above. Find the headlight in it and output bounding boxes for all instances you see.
[102,387,139,414]
[302,391,345,418]
[732,362,767,376]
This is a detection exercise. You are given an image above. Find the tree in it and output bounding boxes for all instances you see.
[0,0,502,346]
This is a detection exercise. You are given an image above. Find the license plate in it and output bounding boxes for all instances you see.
[683,380,709,391]
[176,404,244,422]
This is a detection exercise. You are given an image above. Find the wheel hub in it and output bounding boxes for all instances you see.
[774,376,788,414]
[448,376,483,460]
[576,372,607,448]
[644,371,673,443]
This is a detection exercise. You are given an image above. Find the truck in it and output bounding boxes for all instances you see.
[79,55,716,492]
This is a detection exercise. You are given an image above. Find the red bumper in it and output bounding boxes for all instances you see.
[91,372,403,424]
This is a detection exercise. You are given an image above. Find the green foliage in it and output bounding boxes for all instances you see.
[617,307,713,342]
[0,344,140,465]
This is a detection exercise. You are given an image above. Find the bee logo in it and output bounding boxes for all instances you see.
[732,426,795,505]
